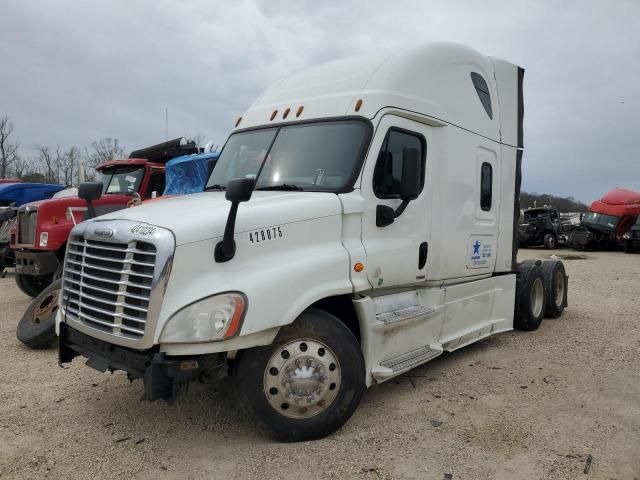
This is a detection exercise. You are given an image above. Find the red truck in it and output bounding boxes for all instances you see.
[11,138,199,297]
[569,188,640,250]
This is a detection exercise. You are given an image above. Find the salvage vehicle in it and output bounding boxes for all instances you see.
[16,151,218,349]
[518,206,569,249]
[56,43,569,441]
[10,138,199,298]
[622,216,640,253]
[569,188,640,251]
[0,182,65,273]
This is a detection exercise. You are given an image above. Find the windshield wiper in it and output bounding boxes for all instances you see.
[204,184,226,191]
[256,184,304,191]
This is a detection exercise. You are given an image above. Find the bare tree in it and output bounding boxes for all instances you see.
[85,138,126,171]
[0,115,19,179]
[61,146,80,186]
[10,155,32,179]
[34,144,56,183]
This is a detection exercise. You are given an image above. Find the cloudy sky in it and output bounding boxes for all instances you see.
[1,0,638,202]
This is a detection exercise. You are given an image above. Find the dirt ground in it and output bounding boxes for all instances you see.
[0,249,638,480]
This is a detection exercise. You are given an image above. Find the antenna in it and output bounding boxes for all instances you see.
[165,108,169,141]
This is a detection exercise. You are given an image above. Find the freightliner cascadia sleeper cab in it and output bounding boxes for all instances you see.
[56,43,568,441]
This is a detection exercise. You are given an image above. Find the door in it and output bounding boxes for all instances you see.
[360,115,432,289]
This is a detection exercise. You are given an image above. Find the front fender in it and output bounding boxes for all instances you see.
[156,214,353,354]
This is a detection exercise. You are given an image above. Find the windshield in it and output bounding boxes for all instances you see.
[206,120,371,192]
[100,167,145,194]
[582,212,619,229]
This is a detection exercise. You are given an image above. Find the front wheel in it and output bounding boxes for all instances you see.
[235,308,365,442]
[15,273,51,298]
[543,233,557,249]
[624,239,635,254]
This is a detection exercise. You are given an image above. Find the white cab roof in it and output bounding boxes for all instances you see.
[238,42,517,144]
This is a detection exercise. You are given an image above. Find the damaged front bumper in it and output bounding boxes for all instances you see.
[58,323,226,401]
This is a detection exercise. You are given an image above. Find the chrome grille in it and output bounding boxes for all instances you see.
[17,209,37,245]
[62,235,157,339]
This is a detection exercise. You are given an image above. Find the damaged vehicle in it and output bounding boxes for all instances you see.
[569,188,640,251]
[518,207,569,249]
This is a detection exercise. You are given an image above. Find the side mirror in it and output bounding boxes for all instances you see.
[225,177,255,203]
[399,147,421,201]
[215,178,255,262]
[78,182,103,219]
[376,148,422,227]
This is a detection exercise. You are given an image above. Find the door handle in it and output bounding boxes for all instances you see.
[419,242,428,269]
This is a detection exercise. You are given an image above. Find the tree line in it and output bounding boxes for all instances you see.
[0,114,126,185]
[520,191,588,213]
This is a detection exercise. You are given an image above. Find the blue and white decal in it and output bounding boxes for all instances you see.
[466,235,497,269]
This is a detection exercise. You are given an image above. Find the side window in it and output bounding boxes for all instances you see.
[471,72,493,119]
[480,162,493,211]
[147,171,166,197]
[373,129,425,198]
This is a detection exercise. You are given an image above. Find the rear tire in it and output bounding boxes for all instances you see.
[235,308,365,442]
[540,260,568,318]
[16,279,62,349]
[15,273,50,298]
[514,262,547,331]
[543,233,557,249]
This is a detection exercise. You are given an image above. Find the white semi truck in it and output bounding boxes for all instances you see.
[57,43,568,441]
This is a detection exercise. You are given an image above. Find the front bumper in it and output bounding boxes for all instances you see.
[15,250,59,276]
[59,323,220,401]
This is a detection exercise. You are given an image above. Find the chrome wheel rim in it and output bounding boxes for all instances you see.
[554,271,565,307]
[263,339,341,419]
[531,278,544,318]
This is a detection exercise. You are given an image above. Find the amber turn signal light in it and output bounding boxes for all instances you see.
[354,262,365,272]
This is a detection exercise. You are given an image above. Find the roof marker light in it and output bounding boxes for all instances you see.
[283,107,290,119]
[296,106,304,117]
[270,110,278,121]
[355,99,363,112]
[235,117,242,127]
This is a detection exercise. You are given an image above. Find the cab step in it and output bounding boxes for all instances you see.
[371,346,442,382]
[375,305,438,325]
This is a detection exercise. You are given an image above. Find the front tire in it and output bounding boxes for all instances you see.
[543,233,557,249]
[15,273,50,298]
[235,308,365,442]
[624,239,635,254]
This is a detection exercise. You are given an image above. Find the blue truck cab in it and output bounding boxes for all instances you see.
[0,182,65,207]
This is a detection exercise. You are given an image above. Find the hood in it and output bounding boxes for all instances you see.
[93,191,343,246]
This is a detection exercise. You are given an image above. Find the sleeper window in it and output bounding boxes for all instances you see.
[480,162,493,211]
[471,72,493,119]
[373,129,425,199]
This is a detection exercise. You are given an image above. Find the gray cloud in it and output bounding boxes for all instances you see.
[1,0,638,202]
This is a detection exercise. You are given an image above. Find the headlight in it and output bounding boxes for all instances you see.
[160,292,247,343]
[39,232,48,247]
[623,233,631,240]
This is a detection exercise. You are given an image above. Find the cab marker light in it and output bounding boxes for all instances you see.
[270,110,278,121]
[296,105,304,117]
[283,107,290,119]
[355,99,363,112]
[235,117,242,127]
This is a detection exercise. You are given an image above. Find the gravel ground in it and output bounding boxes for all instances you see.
[0,249,638,479]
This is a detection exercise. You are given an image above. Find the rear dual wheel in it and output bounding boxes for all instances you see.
[515,259,568,330]
[235,308,365,442]
[540,260,567,318]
